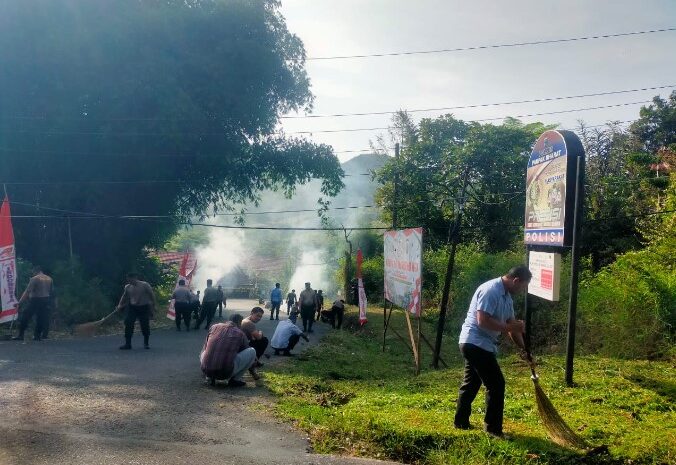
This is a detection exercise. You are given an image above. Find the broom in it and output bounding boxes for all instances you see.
[525,352,587,449]
[73,309,119,337]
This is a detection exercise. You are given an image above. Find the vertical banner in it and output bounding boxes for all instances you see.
[356,248,367,326]
[166,253,197,320]
[384,228,423,316]
[0,196,19,323]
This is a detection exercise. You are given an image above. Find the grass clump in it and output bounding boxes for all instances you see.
[266,308,675,465]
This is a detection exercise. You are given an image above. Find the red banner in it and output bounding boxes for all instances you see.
[0,196,19,323]
[356,249,367,326]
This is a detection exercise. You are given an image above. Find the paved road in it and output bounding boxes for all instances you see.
[0,299,399,465]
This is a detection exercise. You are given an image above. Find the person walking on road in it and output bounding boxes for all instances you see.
[216,285,225,319]
[13,265,55,341]
[453,265,532,439]
[241,307,268,365]
[195,279,219,330]
[270,311,308,356]
[286,289,297,314]
[116,272,156,350]
[172,279,193,331]
[200,314,256,387]
[269,283,283,320]
[298,282,318,333]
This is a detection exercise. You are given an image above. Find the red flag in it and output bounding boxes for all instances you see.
[356,249,367,326]
[0,196,19,323]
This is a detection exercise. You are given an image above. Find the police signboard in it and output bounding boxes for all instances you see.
[524,130,584,247]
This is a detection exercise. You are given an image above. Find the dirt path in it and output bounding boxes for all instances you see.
[0,299,399,465]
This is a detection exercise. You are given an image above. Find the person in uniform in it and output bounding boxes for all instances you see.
[116,272,156,350]
[13,265,55,341]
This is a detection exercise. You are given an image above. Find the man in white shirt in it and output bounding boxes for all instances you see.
[270,312,308,356]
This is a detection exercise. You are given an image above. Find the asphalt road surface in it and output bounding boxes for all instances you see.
[0,299,400,465]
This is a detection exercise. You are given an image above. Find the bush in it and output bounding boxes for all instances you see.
[578,236,675,359]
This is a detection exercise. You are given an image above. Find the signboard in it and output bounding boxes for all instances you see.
[528,251,561,301]
[0,196,19,324]
[525,130,583,246]
[384,228,422,316]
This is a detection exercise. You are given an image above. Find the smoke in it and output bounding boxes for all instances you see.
[288,250,330,293]
[192,228,244,289]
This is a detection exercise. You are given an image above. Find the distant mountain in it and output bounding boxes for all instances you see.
[240,153,389,227]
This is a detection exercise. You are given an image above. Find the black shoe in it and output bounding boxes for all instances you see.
[454,423,471,430]
[119,345,132,350]
[282,350,292,356]
[485,430,509,440]
[144,344,150,349]
[227,379,246,388]
[274,349,281,356]
[11,335,24,341]
[33,336,41,341]
[270,317,274,320]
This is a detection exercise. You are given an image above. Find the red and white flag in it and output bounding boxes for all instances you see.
[356,248,367,326]
[0,196,19,324]
[166,252,197,320]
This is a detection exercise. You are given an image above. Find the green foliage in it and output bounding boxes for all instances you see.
[1,0,343,285]
[267,312,675,464]
[48,260,113,325]
[375,114,551,250]
[163,228,210,252]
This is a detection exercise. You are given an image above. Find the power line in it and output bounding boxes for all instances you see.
[281,85,675,119]
[0,100,650,137]
[306,27,676,60]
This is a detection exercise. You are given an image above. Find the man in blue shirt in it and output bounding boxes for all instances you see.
[269,283,283,320]
[454,265,532,439]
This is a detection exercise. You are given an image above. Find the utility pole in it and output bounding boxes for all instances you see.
[432,167,470,369]
[68,217,74,262]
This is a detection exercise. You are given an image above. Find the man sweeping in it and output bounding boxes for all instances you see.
[453,265,532,439]
[116,272,156,350]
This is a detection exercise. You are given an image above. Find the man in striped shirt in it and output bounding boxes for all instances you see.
[200,314,256,387]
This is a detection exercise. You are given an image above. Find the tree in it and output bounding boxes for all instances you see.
[0,0,343,284]
[375,114,549,251]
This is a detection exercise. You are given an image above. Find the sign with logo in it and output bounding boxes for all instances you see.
[525,130,583,247]
[384,228,423,316]
[528,251,561,301]
[0,196,19,323]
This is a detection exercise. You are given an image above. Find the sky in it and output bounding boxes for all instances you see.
[278,0,676,162]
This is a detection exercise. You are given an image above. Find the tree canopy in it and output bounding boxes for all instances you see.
[0,0,344,281]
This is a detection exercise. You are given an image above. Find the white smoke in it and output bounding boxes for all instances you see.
[192,228,244,290]
[289,250,330,293]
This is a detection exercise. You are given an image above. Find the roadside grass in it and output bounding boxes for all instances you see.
[266,307,675,465]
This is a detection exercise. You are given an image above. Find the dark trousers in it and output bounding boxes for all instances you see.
[454,343,505,434]
[191,302,200,321]
[321,306,344,329]
[196,302,217,329]
[217,301,223,317]
[250,337,269,359]
[175,302,191,330]
[270,302,281,319]
[18,297,50,340]
[300,304,315,332]
[286,302,294,313]
[124,304,151,346]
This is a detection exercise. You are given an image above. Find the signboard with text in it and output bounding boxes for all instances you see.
[525,130,583,247]
[528,251,561,301]
[384,228,422,316]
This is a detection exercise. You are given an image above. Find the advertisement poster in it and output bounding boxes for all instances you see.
[384,228,422,316]
[525,130,568,246]
[0,196,18,324]
[528,251,561,301]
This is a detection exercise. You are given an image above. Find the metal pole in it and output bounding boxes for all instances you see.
[524,249,532,353]
[432,167,469,368]
[565,155,585,386]
[392,143,400,230]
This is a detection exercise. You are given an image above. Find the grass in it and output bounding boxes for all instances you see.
[265,307,675,465]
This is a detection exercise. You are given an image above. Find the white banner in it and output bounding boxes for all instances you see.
[357,277,367,325]
[1,245,19,323]
[384,228,423,316]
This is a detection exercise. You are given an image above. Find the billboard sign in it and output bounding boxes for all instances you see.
[525,130,583,247]
[528,251,562,301]
[384,228,423,316]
